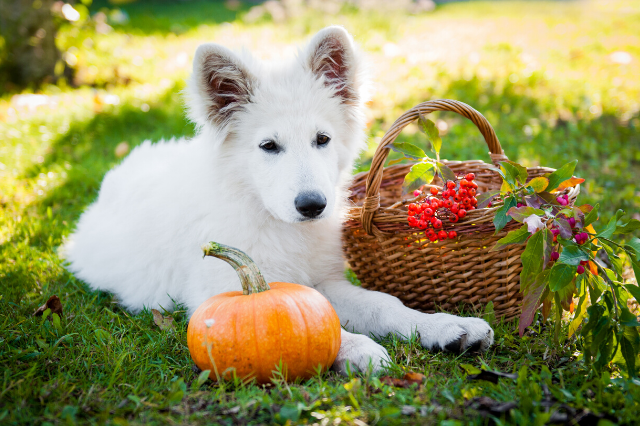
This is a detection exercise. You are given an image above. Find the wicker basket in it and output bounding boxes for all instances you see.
[342,100,579,321]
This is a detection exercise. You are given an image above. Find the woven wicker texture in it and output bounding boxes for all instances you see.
[342,100,578,321]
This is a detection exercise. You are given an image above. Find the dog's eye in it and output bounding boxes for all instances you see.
[260,140,279,153]
[316,133,330,147]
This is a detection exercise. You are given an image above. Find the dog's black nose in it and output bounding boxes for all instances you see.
[295,192,326,218]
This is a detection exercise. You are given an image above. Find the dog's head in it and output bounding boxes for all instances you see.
[186,26,368,223]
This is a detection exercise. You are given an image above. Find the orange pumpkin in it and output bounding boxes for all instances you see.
[187,242,341,384]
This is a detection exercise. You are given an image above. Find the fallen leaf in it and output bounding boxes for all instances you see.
[381,372,426,388]
[33,295,63,318]
[467,369,517,384]
[152,309,175,331]
[403,372,426,384]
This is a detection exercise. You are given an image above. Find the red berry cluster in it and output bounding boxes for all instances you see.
[406,173,479,241]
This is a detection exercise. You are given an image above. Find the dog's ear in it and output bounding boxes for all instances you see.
[187,43,255,128]
[304,26,363,106]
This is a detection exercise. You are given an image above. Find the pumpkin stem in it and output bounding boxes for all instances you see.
[201,242,270,295]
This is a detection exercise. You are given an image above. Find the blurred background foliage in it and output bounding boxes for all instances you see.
[1,0,639,292]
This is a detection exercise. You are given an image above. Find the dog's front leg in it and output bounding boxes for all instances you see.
[316,280,494,354]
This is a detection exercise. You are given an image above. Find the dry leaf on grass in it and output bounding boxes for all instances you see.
[381,372,426,388]
[33,295,63,317]
[152,309,175,331]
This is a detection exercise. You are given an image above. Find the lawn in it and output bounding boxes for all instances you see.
[1,0,640,424]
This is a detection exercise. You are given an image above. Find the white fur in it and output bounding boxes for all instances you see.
[64,27,493,375]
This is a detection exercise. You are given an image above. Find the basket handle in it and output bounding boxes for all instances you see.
[361,99,507,236]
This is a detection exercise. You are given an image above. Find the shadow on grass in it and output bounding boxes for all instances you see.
[90,0,249,36]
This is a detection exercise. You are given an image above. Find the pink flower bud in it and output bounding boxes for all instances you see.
[551,252,560,261]
[556,196,568,206]
[517,203,524,208]
[413,190,421,197]
[551,228,560,237]
[577,265,585,274]
[568,217,576,228]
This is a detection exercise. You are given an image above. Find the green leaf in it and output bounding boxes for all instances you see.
[597,209,625,240]
[558,246,589,266]
[549,263,577,292]
[194,370,211,388]
[390,142,426,160]
[624,237,640,261]
[493,195,517,234]
[614,219,640,235]
[520,228,548,291]
[620,326,639,378]
[418,116,442,154]
[492,224,530,251]
[504,160,528,183]
[519,269,551,337]
[584,203,599,227]
[506,206,544,223]
[498,163,518,188]
[625,284,640,303]
[403,162,435,189]
[477,190,501,209]
[568,293,588,338]
[546,160,578,191]
[526,176,549,193]
[459,363,482,375]
[620,307,640,327]
[436,162,456,184]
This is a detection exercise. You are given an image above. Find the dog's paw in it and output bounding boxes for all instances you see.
[415,314,494,354]
[331,332,390,376]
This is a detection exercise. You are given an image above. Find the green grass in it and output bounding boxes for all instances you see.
[2,0,640,424]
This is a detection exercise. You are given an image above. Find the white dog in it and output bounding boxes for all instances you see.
[64,26,493,374]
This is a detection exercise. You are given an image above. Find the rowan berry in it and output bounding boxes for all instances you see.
[449,214,459,223]
[459,188,469,198]
[462,197,471,207]
[458,209,467,218]
[453,194,461,203]
[550,251,560,261]
[460,179,470,188]
[448,230,457,239]
[465,173,475,181]
[413,190,421,197]
[577,265,585,274]
[430,187,439,196]
[408,203,417,211]
[451,203,460,214]
[418,221,427,229]
[433,219,443,229]
[468,206,476,210]
[442,190,450,199]
[438,230,448,240]
[428,233,438,242]
[468,188,476,197]
[444,199,453,208]
[408,210,415,216]
[470,197,477,206]
[447,181,456,190]
[469,181,478,189]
